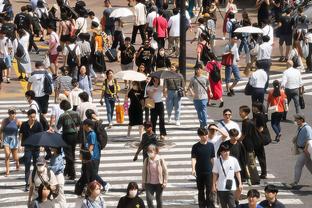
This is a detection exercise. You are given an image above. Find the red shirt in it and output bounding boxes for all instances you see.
[267,89,287,113]
[153,16,168,38]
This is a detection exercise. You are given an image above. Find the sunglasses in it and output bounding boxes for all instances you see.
[224,113,232,116]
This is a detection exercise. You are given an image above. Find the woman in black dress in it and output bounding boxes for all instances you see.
[125,81,144,139]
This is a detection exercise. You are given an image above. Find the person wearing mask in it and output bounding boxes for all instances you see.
[81,180,106,208]
[78,65,93,99]
[133,121,158,162]
[131,0,147,45]
[124,81,144,139]
[287,113,312,189]
[281,60,303,117]
[153,9,168,49]
[256,35,272,90]
[277,8,293,62]
[100,70,120,128]
[142,144,168,208]
[155,47,171,71]
[267,80,287,143]
[187,64,212,128]
[19,109,43,191]
[223,36,240,97]
[217,109,241,137]
[259,185,286,208]
[117,182,145,208]
[237,189,263,208]
[164,63,184,126]
[248,68,268,104]
[0,108,21,177]
[57,100,81,180]
[191,127,215,208]
[212,144,242,208]
[147,77,167,140]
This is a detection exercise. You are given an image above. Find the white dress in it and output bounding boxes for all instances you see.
[17,32,32,74]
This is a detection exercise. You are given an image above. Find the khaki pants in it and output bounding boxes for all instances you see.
[168,36,180,56]
[247,151,260,185]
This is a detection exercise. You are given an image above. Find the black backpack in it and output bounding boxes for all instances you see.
[66,45,78,67]
[230,20,241,38]
[210,62,221,83]
[94,120,108,150]
[15,42,25,58]
[43,72,53,95]
[16,13,27,28]
[32,13,41,34]
[1,23,16,41]
[200,43,211,65]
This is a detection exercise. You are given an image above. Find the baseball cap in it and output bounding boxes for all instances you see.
[36,156,46,165]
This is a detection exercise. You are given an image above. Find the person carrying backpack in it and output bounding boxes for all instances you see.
[63,36,81,78]
[196,33,212,66]
[226,12,240,39]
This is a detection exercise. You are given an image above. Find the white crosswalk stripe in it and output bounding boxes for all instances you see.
[0,94,304,207]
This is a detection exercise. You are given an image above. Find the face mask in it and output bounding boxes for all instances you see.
[37,165,45,173]
[159,51,165,56]
[147,152,155,158]
[128,190,137,198]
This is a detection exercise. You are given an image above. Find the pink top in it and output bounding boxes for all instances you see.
[148,159,159,184]
[49,31,59,55]
[153,16,168,38]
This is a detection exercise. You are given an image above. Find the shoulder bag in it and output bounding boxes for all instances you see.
[220,158,233,190]
[244,81,253,96]
[221,45,234,66]
[268,96,280,115]
[194,76,209,95]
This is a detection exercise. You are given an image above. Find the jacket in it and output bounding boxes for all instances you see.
[142,155,168,185]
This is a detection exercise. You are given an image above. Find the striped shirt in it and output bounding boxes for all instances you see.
[57,110,81,134]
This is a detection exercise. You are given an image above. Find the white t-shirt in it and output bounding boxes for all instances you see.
[262,25,274,45]
[50,104,64,133]
[212,156,241,191]
[134,3,147,26]
[69,88,83,107]
[0,37,12,58]
[147,85,163,103]
[19,32,30,52]
[75,17,88,34]
[147,11,157,28]
[63,43,81,57]
[77,101,98,120]
[217,120,241,137]
[28,70,47,97]
[250,69,268,88]
[168,13,191,37]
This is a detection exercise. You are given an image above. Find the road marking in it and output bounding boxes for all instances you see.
[12,59,27,92]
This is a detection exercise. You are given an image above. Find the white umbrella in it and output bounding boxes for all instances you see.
[234,26,263,34]
[115,71,147,81]
[110,8,134,18]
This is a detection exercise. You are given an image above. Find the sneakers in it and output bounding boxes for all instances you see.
[175,120,181,126]
[219,101,224,108]
[104,183,111,193]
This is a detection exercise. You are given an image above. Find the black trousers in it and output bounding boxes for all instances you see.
[251,88,265,105]
[157,37,165,49]
[254,145,267,176]
[306,43,312,72]
[28,32,38,52]
[151,102,167,136]
[63,132,78,178]
[93,52,106,73]
[196,173,215,208]
[112,31,124,49]
[131,25,146,44]
[34,95,49,114]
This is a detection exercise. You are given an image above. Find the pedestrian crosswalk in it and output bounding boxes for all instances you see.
[0,96,306,207]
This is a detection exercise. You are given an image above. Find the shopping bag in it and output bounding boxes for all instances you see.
[116,103,125,124]
[43,54,50,69]
[221,53,234,66]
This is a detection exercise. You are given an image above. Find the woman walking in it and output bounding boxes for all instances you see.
[78,65,93,99]
[206,59,223,107]
[142,144,168,208]
[267,80,287,143]
[81,180,106,208]
[117,182,145,208]
[0,108,21,176]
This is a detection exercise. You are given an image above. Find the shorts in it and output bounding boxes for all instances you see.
[121,62,134,71]
[225,65,241,83]
[5,55,12,68]
[3,135,18,149]
[34,95,49,114]
[279,35,292,46]
[49,54,59,64]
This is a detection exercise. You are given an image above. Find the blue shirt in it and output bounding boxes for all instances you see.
[297,123,312,148]
[85,131,101,160]
[238,204,263,208]
[78,74,92,96]
[49,154,64,175]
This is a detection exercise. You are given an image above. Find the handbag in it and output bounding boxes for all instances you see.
[244,81,253,96]
[268,97,280,115]
[299,95,305,109]
[145,97,155,109]
[43,54,50,69]
[173,78,184,97]
[221,53,234,66]
[220,158,232,190]
[115,102,125,124]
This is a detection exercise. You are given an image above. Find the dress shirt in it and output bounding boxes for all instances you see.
[281,67,303,89]
[262,24,274,45]
[134,3,147,26]
[257,42,272,60]
[249,69,268,88]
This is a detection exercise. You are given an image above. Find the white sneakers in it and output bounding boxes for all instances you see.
[175,120,181,126]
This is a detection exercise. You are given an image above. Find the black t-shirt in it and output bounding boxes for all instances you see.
[20,121,43,146]
[241,118,255,152]
[280,16,293,35]
[259,199,286,208]
[117,195,145,208]
[14,12,32,31]
[119,44,136,65]
[140,133,158,160]
[220,140,246,170]
[191,141,215,174]
[137,46,155,67]
[128,89,144,108]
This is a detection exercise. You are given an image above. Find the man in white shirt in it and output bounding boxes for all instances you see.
[27,61,51,115]
[75,15,88,35]
[77,91,98,121]
[88,11,100,25]
[281,60,303,115]
[217,109,241,138]
[168,8,180,57]
[256,35,272,90]
[131,0,147,45]
[249,68,268,104]
[212,144,242,208]
[261,19,274,46]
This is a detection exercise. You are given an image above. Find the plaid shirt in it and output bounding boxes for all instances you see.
[57,110,81,134]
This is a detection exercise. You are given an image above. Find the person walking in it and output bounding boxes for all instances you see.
[259,185,286,208]
[153,9,168,49]
[287,113,312,189]
[155,48,171,71]
[191,127,215,208]
[112,18,124,49]
[57,100,81,180]
[131,0,147,45]
[167,8,180,57]
[0,108,21,176]
[142,144,168,208]
[78,65,93,99]
[277,8,293,62]
[217,108,241,136]
[68,79,83,111]
[207,124,229,157]
[248,68,268,104]
[267,80,287,143]
[81,180,106,208]
[164,63,184,126]
[77,91,98,121]
[117,182,145,208]
[212,144,243,208]
[187,64,213,128]
[256,35,272,90]
[206,58,223,107]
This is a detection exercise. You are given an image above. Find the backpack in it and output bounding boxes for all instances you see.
[15,42,25,58]
[66,45,78,67]
[1,23,16,41]
[210,62,221,83]
[40,11,49,29]
[230,20,242,38]
[32,13,41,34]
[200,43,211,65]
[16,13,27,28]
[94,120,108,150]
[43,72,53,95]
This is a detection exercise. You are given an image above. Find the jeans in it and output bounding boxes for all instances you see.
[166,90,182,121]
[146,183,163,208]
[24,147,39,185]
[105,97,116,124]
[151,102,167,136]
[196,173,215,208]
[239,37,250,63]
[285,88,300,114]
[225,65,240,83]
[131,25,146,44]
[254,145,267,176]
[217,191,235,208]
[62,133,77,178]
[271,112,283,137]
[294,151,312,183]
[193,99,208,128]
[251,88,265,104]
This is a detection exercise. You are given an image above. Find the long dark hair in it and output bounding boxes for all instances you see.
[37,183,52,202]
[272,80,281,97]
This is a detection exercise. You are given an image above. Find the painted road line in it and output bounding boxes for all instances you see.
[12,59,27,92]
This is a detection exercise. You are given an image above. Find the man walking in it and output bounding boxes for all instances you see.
[260,185,286,208]
[131,0,147,45]
[153,9,168,49]
[191,127,215,208]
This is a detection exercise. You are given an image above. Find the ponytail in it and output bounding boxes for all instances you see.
[272,80,281,97]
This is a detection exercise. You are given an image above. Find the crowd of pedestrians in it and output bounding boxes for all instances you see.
[0,0,311,207]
